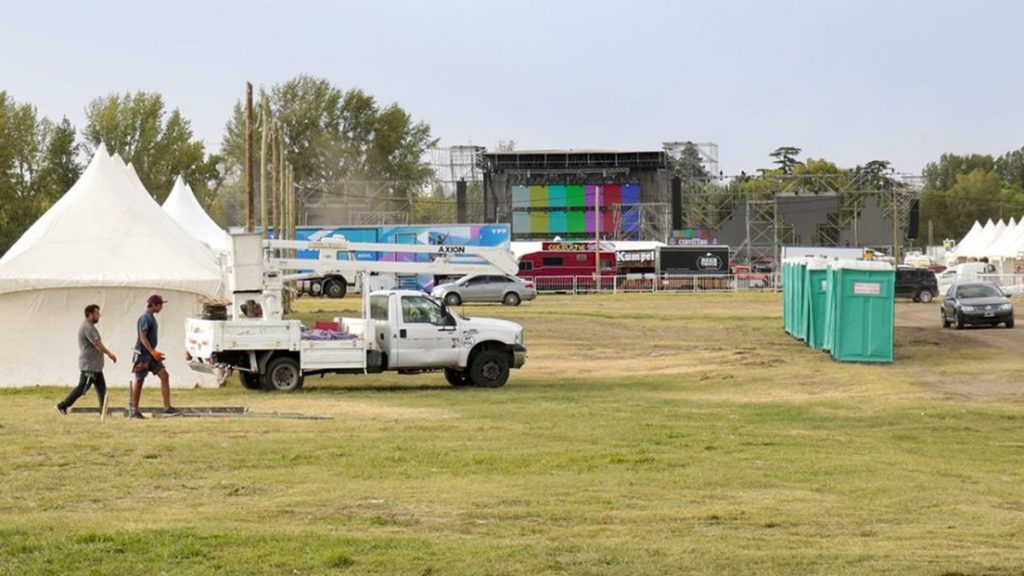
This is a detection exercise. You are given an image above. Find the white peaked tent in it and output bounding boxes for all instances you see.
[0,146,223,388]
[952,221,983,260]
[162,176,229,253]
[958,219,997,259]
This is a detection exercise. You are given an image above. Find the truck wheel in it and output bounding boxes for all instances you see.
[324,279,347,299]
[239,371,262,390]
[917,290,933,303]
[468,350,509,388]
[445,293,462,306]
[444,368,470,387]
[502,292,521,306]
[262,356,303,392]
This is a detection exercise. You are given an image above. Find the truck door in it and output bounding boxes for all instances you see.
[392,294,461,368]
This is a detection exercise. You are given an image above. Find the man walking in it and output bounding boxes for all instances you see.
[57,304,117,415]
[129,294,178,419]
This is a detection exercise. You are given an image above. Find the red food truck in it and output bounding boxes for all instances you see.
[517,242,617,291]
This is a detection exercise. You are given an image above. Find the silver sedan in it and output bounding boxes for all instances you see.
[432,274,537,306]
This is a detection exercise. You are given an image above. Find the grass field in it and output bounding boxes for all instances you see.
[2,293,1024,575]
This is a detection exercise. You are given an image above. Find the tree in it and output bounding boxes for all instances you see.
[769,146,802,175]
[670,142,709,180]
[83,91,221,206]
[219,75,438,224]
[919,153,1007,240]
[0,92,82,257]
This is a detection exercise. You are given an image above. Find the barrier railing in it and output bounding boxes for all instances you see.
[529,274,779,295]
[977,273,1024,295]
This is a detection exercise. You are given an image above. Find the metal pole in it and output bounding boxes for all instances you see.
[595,185,601,292]
[260,95,269,238]
[245,82,254,232]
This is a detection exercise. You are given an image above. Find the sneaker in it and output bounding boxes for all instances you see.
[55,404,67,416]
[162,407,181,416]
[130,411,146,420]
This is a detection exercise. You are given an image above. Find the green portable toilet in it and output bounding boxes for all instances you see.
[791,259,809,341]
[802,259,829,350]
[782,258,804,336]
[782,260,791,333]
[826,260,895,363]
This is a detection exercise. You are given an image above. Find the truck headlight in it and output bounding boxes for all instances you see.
[515,330,524,345]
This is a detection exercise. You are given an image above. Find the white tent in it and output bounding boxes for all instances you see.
[162,176,229,253]
[957,219,997,259]
[0,146,223,388]
[951,221,983,260]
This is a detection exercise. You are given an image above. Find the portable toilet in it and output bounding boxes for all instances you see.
[825,260,895,363]
[782,260,793,334]
[791,259,809,341]
[803,259,829,350]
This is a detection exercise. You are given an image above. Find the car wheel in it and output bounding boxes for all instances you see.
[917,290,933,304]
[445,292,462,306]
[502,292,521,306]
[1007,319,1015,329]
[468,350,509,388]
[323,279,347,299]
[262,356,303,392]
[239,371,262,390]
[444,368,470,387]
[954,313,965,330]
[941,310,951,328]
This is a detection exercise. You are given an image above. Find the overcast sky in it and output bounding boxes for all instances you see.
[3,0,1022,176]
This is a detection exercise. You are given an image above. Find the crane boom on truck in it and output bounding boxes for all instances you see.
[186,233,527,391]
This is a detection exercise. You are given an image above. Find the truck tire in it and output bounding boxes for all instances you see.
[262,356,304,392]
[445,292,462,306]
[502,292,521,306]
[239,371,262,390]
[323,278,347,299]
[444,368,470,387]
[468,350,509,388]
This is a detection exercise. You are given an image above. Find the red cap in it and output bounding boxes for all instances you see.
[147,294,167,306]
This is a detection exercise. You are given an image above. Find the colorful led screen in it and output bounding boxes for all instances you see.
[511,183,641,238]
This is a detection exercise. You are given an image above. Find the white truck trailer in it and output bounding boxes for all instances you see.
[185,234,526,391]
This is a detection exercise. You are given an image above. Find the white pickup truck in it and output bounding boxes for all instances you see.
[186,289,527,391]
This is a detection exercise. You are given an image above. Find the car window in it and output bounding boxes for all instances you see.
[370,295,388,321]
[957,285,1002,299]
[401,295,447,325]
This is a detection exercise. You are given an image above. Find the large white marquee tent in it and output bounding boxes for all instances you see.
[0,146,223,388]
[950,217,1024,272]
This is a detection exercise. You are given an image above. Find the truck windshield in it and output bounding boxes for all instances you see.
[401,295,447,325]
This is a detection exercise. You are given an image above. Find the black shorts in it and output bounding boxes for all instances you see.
[132,356,165,378]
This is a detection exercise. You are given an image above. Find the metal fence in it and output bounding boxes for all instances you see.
[530,274,777,295]
[977,274,1024,295]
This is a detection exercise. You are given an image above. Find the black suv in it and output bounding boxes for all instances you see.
[895,266,939,303]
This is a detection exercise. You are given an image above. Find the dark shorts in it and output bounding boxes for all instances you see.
[132,356,165,379]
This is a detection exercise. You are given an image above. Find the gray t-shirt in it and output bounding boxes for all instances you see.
[78,321,104,372]
[134,312,158,358]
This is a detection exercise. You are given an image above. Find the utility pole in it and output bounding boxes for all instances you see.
[260,95,269,238]
[245,82,254,232]
[271,122,280,252]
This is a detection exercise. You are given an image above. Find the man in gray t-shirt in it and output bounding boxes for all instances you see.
[57,304,118,415]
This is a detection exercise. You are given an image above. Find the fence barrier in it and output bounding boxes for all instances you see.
[529,273,778,295]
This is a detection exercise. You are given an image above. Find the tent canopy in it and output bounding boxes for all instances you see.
[0,146,222,296]
[162,175,229,253]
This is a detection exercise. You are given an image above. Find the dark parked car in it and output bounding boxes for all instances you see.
[895,266,939,302]
[941,282,1014,329]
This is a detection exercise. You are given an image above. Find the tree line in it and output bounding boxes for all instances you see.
[0,75,437,256]
[3,81,1024,257]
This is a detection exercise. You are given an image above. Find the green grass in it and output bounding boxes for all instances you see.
[2,293,1024,575]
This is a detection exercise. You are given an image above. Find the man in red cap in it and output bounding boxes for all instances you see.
[129,294,178,419]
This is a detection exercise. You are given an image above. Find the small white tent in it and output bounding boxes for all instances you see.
[162,176,229,253]
[951,221,983,260]
[0,146,223,388]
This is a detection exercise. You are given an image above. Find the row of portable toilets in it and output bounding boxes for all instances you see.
[782,258,895,363]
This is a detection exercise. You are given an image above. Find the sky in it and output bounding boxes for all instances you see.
[2,0,1023,176]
